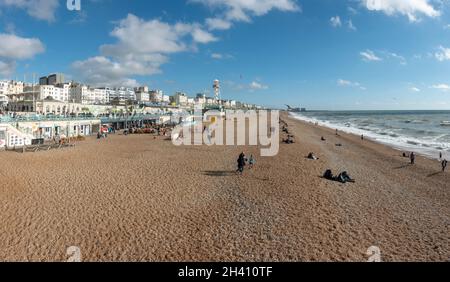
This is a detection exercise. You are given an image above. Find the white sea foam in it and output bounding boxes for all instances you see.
[290,112,450,160]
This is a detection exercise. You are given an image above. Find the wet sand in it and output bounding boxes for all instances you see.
[0,113,448,261]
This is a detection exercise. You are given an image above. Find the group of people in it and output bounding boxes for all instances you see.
[236,152,256,174]
[281,119,296,144]
[403,151,448,172]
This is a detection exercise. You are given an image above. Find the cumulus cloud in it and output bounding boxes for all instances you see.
[0,60,16,77]
[249,81,269,90]
[0,0,59,22]
[72,14,217,87]
[435,46,450,61]
[431,84,450,91]
[206,17,233,30]
[361,0,440,22]
[410,87,421,92]
[330,16,342,27]
[0,33,45,59]
[0,33,45,77]
[360,49,382,62]
[192,0,299,30]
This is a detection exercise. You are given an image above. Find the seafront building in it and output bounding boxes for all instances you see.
[0,74,260,149]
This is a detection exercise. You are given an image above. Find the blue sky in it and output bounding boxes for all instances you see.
[1,0,450,110]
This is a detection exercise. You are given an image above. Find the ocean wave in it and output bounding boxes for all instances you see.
[290,112,450,160]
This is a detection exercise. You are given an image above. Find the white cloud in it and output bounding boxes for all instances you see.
[431,84,450,91]
[211,53,224,59]
[72,56,150,88]
[72,14,217,87]
[211,52,233,59]
[191,26,218,43]
[348,19,357,30]
[337,79,366,90]
[192,0,299,29]
[410,87,421,92]
[360,49,382,61]
[348,7,359,15]
[0,60,15,77]
[330,16,342,27]
[249,81,268,90]
[206,17,233,30]
[384,51,407,65]
[0,0,59,22]
[435,46,450,61]
[192,0,299,20]
[0,33,45,59]
[361,0,440,22]
[0,33,45,77]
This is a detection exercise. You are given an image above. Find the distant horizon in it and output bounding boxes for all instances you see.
[279,108,450,112]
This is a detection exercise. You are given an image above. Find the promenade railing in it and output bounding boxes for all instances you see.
[0,114,173,124]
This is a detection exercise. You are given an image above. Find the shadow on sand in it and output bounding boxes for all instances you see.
[394,164,412,169]
[202,170,236,177]
[427,171,443,178]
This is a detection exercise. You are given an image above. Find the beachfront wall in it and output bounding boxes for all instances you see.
[16,120,101,139]
[0,119,101,149]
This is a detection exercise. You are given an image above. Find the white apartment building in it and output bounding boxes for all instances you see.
[195,93,206,105]
[0,81,9,95]
[149,90,163,103]
[109,87,136,101]
[173,92,188,106]
[162,95,170,103]
[206,97,216,105]
[1,80,24,95]
[38,84,71,102]
[70,85,108,105]
[0,94,7,107]
[91,88,108,104]
[136,91,150,102]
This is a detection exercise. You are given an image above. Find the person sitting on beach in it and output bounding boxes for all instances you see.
[323,169,355,183]
[307,152,319,160]
[248,155,256,169]
[336,171,355,184]
[321,136,326,141]
[410,152,416,165]
[442,159,448,172]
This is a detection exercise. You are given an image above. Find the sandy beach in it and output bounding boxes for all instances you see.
[0,112,448,262]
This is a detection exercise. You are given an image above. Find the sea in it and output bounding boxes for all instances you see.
[290,110,450,160]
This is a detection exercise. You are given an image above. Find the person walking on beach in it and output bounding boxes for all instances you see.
[439,152,443,160]
[442,159,448,172]
[410,152,416,165]
[248,155,256,169]
[237,152,246,174]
